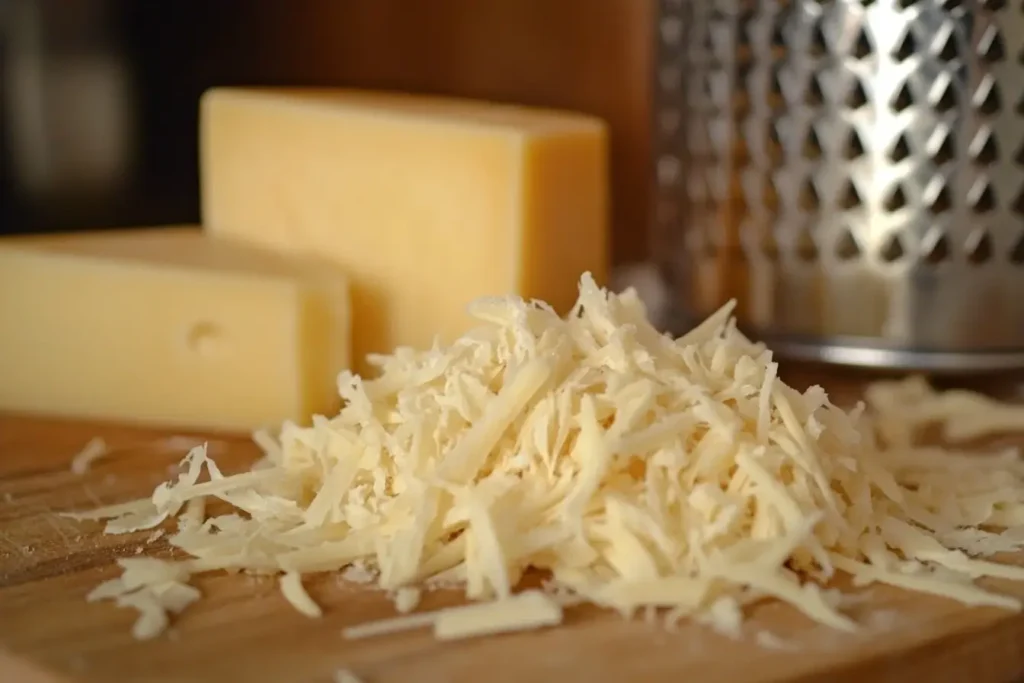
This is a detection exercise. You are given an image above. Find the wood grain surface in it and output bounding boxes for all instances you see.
[2,407,1024,683]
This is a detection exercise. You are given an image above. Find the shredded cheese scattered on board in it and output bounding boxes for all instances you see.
[340,589,562,641]
[392,586,421,614]
[68,273,1024,642]
[280,571,322,618]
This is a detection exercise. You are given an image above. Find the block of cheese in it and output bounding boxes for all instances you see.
[0,227,350,432]
[200,88,608,374]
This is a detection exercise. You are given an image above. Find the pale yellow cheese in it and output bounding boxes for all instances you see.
[71,273,1024,643]
[200,87,609,374]
[433,590,563,640]
[0,227,350,431]
[339,589,563,642]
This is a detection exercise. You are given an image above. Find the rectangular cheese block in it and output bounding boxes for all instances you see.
[200,88,609,374]
[0,227,350,432]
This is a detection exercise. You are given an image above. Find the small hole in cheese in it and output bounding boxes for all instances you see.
[185,321,223,356]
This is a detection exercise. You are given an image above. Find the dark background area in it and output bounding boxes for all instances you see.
[0,0,655,266]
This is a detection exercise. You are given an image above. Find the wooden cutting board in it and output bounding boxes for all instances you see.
[2,410,1024,683]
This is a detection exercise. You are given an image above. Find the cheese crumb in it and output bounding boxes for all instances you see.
[70,438,108,474]
[333,670,364,683]
[341,589,562,642]
[279,572,322,618]
[755,630,793,650]
[70,272,1024,643]
[392,587,421,614]
[340,561,377,585]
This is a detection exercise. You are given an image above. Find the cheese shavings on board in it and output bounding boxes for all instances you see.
[69,272,1024,641]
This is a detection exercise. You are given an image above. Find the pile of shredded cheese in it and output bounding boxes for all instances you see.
[67,273,1024,641]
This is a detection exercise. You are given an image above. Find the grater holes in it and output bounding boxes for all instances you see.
[699,75,714,104]
[810,23,828,58]
[834,228,862,261]
[896,0,920,8]
[927,183,953,214]
[737,59,755,88]
[970,128,997,164]
[891,83,914,112]
[965,229,993,264]
[846,79,869,109]
[879,233,906,263]
[974,78,1002,115]
[853,27,872,59]
[893,30,916,62]
[838,179,864,210]
[735,98,753,124]
[767,125,784,164]
[940,0,965,10]
[735,139,753,168]
[922,230,951,264]
[889,134,911,162]
[883,184,909,212]
[936,30,959,62]
[968,181,997,214]
[803,128,824,160]
[844,129,866,160]
[932,79,958,113]
[738,8,757,42]
[799,179,821,211]
[805,76,826,107]
[978,26,1006,63]
[1010,233,1024,265]
[770,65,784,101]
[794,229,818,262]
[1013,188,1024,217]
[701,27,715,55]
[930,130,956,164]
[771,21,787,52]
[763,177,781,214]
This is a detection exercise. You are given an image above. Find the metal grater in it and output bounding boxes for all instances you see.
[653,0,1024,372]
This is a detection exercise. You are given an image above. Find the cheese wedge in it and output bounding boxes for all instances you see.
[0,227,350,431]
[200,87,609,374]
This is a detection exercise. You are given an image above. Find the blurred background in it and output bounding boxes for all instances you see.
[0,0,655,267]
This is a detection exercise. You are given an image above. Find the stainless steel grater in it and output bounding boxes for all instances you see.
[653,0,1024,372]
